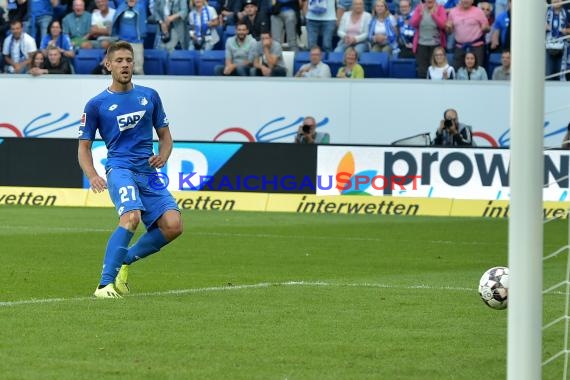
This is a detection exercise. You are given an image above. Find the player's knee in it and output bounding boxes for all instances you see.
[165,220,183,241]
[161,216,183,241]
[120,211,141,231]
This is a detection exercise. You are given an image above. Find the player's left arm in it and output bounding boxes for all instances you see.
[149,127,173,169]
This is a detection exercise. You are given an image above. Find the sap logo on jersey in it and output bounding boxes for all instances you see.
[117,111,146,131]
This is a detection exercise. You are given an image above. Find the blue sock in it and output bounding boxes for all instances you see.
[99,227,134,286]
[123,226,168,265]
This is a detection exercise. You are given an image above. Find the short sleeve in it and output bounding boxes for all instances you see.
[152,90,169,130]
[79,100,99,140]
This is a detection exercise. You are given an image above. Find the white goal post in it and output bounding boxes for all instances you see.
[507,0,545,379]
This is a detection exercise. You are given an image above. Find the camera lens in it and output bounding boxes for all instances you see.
[444,119,453,128]
[302,125,311,133]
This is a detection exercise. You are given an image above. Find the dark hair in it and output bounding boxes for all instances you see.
[443,108,457,120]
[464,52,479,68]
[106,41,134,59]
[9,19,22,28]
[236,20,249,29]
[47,19,62,37]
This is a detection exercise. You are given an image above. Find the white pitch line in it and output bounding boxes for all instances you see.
[0,281,476,308]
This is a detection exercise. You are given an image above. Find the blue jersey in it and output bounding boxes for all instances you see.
[79,84,169,174]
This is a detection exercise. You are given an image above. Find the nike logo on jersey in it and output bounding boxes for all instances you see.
[117,111,146,132]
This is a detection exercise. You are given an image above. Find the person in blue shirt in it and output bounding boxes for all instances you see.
[112,0,146,74]
[78,41,183,299]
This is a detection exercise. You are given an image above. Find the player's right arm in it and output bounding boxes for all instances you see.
[78,140,108,193]
[78,101,107,193]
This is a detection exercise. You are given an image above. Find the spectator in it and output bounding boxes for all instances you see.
[396,0,415,58]
[446,0,489,71]
[270,0,301,52]
[368,0,397,54]
[28,50,45,73]
[30,44,73,74]
[112,0,147,74]
[336,46,364,78]
[478,2,493,47]
[2,20,37,73]
[409,0,446,78]
[40,19,75,58]
[85,0,116,49]
[154,0,189,51]
[295,45,331,77]
[491,49,510,80]
[294,116,330,144]
[433,108,473,147]
[250,30,287,76]
[305,0,336,53]
[427,45,454,79]
[456,51,487,80]
[220,0,243,26]
[62,0,92,49]
[334,0,372,55]
[0,0,27,45]
[26,0,58,44]
[215,20,255,75]
[545,0,568,81]
[188,0,220,51]
[490,0,509,52]
[242,0,269,40]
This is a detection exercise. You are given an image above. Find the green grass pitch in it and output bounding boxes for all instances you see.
[0,206,567,379]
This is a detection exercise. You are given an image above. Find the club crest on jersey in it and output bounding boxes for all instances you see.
[138,97,148,106]
[117,110,146,131]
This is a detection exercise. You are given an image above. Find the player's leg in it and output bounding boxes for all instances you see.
[114,175,182,293]
[94,169,143,298]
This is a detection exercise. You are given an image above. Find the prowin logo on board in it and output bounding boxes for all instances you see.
[117,111,145,131]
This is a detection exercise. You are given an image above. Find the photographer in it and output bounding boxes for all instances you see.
[433,108,473,146]
[294,116,330,144]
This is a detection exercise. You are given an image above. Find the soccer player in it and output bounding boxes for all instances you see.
[78,41,183,299]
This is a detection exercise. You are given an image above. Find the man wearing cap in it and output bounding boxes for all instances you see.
[242,0,269,40]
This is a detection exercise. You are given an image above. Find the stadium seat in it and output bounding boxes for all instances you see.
[167,50,198,75]
[73,48,105,74]
[143,49,168,75]
[212,26,225,50]
[324,51,344,77]
[145,23,158,49]
[389,58,417,79]
[487,52,502,79]
[293,51,326,75]
[358,52,389,78]
[222,25,236,48]
[282,51,295,77]
[197,50,225,76]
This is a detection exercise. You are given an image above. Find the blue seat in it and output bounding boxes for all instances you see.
[73,48,105,74]
[222,25,236,47]
[359,52,389,78]
[145,23,158,49]
[487,52,502,79]
[324,51,344,77]
[143,49,168,75]
[198,50,225,76]
[293,51,326,75]
[167,50,198,75]
[212,26,225,50]
[389,58,417,79]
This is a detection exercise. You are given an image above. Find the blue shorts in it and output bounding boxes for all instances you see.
[107,168,180,229]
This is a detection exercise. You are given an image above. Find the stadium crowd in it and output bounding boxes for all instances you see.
[0,0,565,79]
